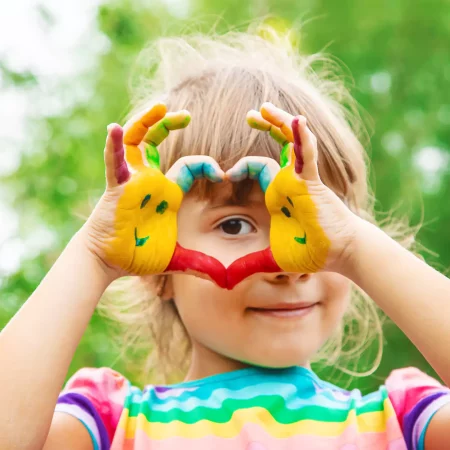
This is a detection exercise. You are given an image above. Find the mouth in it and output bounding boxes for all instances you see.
[247,302,318,318]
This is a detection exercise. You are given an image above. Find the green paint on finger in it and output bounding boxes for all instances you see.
[156,200,168,214]
[280,143,290,168]
[145,144,160,170]
[178,115,191,128]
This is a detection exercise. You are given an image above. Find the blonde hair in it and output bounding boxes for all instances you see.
[98,23,418,386]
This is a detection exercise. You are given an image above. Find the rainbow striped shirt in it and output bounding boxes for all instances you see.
[55,365,450,450]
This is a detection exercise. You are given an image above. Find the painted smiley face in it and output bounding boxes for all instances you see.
[280,196,307,245]
[134,194,169,247]
[262,163,329,275]
[105,168,183,276]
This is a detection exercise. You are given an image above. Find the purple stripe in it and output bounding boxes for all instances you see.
[57,392,110,450]
[402,391,448,450]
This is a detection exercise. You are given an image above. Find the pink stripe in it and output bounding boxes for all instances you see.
[111,418,407,450]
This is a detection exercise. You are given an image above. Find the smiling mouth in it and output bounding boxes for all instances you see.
[248,303,318,318]
[135,228,149,247]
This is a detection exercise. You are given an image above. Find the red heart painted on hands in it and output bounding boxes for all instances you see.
[165,243,282,290]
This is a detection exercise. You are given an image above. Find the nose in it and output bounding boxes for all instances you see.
[263,271,311,284]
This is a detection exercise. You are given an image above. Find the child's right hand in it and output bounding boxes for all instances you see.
[81,103,224,281]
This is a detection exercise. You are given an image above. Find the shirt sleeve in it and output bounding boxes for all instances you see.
[386,366,450,450]
[55,367,130,450]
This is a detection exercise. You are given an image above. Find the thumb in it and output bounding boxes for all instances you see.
[104,123,130,188]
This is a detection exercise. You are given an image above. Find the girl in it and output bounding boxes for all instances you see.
[2,27,450,450]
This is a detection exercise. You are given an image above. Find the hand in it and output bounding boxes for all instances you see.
[82,103,227,285]
[226,102,361,287]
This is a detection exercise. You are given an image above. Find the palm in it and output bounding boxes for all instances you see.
[103,167,183,275]
[88,103,226,280]
[233,102,358,274]
[265,161,330,273]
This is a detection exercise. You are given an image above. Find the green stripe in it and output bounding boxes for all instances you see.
[124,394,386,424]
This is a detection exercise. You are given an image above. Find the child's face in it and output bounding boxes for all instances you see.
[170,181,351,375]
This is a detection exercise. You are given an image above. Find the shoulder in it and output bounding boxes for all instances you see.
[385,366,444,391]
[62,367,130,401]
[384,367,450,450]
[59,366,132,423]
[56,367,134,449]
[64,367,129,390]
[385,366,449,417]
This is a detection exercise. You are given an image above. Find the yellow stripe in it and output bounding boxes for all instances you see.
[117,399,396,440]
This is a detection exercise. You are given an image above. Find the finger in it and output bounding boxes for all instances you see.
[247,110,291,169]
[225,156,280,193]
[280,142,292,169]
[260,102,294,143]
[292,115,319,180]
[165,155,225,193]
[247,110,290,146]
[123,102,167,170]
[143,110,191,170]
[104,123,130,188]
[144,110,191,146]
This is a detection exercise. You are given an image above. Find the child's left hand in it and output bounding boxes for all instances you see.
[226,102,362,285]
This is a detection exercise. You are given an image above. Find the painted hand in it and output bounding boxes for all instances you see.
[85,103,227,286]
[226,102,360,288]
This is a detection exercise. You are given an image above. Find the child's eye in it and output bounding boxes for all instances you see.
[218,218,255,236]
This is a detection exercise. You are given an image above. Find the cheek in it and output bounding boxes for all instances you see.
[171,274,239,334]
[321,273,352,319]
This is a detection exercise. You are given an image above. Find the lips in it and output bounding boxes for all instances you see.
[248,302,318,318]
[164,243,283,290]
[250,302,318,310]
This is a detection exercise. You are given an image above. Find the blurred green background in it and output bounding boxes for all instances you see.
[1,0,450,392]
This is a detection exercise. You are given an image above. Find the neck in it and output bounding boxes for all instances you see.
[183,341,313,382]
[184,342,250,382]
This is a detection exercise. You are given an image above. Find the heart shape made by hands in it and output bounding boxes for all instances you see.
[162,116,318,290]
[164,242,282,290]
[116,104,327,288]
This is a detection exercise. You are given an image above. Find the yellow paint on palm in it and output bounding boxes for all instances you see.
[265,149,330,273]
[101,105,191,276]
[104,167,183,275]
